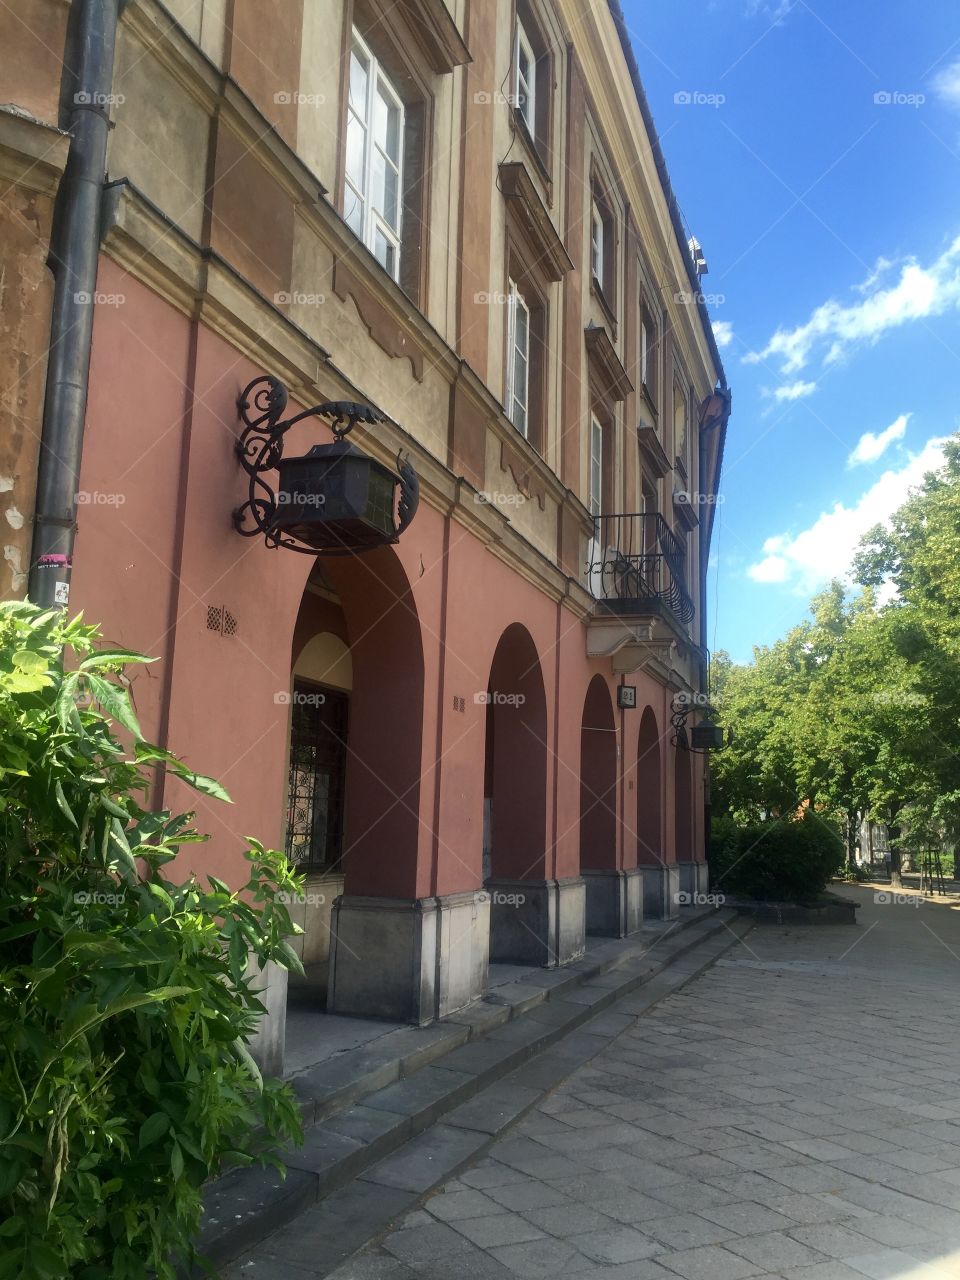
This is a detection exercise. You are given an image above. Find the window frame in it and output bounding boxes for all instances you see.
[514,17,536,137]
[344,26,406,282]
[591,200,605,287]
[589,414,604,517]
[506,277,532,439]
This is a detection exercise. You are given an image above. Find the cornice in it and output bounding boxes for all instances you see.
[0,107,70,197]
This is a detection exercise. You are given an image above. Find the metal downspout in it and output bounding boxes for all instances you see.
[28,0,122,607]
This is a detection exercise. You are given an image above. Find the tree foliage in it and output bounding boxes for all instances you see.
[0,603,304,1279]
[710,437,960,884]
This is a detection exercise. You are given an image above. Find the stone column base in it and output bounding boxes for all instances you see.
[677,862,709,905]
[583,868,643,937]
[639,864,681,919]
[486,876,585,967]
[327,891,490,1025]
[247,959,288,1077]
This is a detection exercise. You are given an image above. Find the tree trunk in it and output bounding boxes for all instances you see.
[889,823,902,889]
[846,811,858,869]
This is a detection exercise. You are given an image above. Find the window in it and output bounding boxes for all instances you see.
[506,278,531,437]
[589,415,603,516]
[673,381,687,464]
[640,303,657,394]
[591,201,604,286]
[345,28,405,281]
[285,682,349,871]
[514,19,536,134]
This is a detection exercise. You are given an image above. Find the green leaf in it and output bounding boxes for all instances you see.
[139,1112,170,1148]
[54,779,78,827]
[79,648,155,671]
[169,766,232,803]
[170,1141,184,1179]
[85,673,142,738]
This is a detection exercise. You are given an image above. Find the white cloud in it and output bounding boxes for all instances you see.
[772,380,816,403]
[854,257,894,295]
[745,0,794,21]
[744,236,960,374]
[712,320,734,349]
[847,413,910,467]
[747,437,947,593]
[932,60,960,109]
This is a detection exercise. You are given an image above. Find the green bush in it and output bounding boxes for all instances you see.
[709,811,844,902]
[0,602,304,1279]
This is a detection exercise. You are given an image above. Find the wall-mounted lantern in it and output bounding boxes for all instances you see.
[233,375,419,554]
[671,692,732,753]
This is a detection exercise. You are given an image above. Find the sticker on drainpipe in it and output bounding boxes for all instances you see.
[54,581,70,605]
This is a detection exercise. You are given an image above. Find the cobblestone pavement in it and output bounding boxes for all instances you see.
[312,886,960,1280]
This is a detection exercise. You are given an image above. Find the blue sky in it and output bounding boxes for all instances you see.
[621,0,960,661]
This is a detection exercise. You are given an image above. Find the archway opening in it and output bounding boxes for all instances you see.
[483,623,549,962]
[637,707,662,866]
[580,675,623,936]
[580,675,617,872]
[282,550,426,1041]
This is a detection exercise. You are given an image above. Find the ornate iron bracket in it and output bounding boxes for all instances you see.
[671,692,727,753]
[232,374,418,554]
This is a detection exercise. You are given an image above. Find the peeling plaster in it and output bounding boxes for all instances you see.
[4,506,23,530]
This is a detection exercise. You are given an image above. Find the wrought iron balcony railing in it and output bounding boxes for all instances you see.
[587,512,696,626]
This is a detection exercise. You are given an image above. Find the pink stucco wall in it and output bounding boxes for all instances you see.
[71,260,705,901]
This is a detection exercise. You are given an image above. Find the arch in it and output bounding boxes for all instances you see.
[674,745,693,862]
[637,706,662,865]
[318,546,426,900]
[579,675,617,872]
[293,632,353,689]
[483,623,548,881]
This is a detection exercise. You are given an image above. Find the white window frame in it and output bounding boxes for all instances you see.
[589,415,603,517]
[514,18,536,135]
[640,315,649,388]
[591,200,604,286]
[506,278,531,438]
[344,28,405,282]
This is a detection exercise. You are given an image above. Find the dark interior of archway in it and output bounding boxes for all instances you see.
[637,707,662,866]
[483,623,548,882]
[580,676,618,872]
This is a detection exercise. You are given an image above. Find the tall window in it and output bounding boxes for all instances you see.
[673,381,687,465]
[591,201,604,285]
[506,279,530,437]
[514,19,536,134]
[345,28,404,281]
[285,682,349,871]
[589,416,603,516]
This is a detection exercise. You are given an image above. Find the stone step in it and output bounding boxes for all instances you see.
[285,908,719,1129]
[196,909,753,1273]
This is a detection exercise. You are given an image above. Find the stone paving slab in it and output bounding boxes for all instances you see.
[281,888,960,1280]
[217,912,752,1275]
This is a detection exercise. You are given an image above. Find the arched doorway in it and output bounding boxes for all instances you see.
[637,706,665,918]
[579,676,625,935]
[483,624,564,964]
[282,550,439,1023]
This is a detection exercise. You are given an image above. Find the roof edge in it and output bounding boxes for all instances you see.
[605,0,728,391]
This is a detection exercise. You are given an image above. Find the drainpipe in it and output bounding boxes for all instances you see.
[28,0,123,608]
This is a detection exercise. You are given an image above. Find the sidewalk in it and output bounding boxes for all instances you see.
[229,885,960,1280]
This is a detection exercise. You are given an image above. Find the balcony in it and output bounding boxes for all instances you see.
[587,512,695,627]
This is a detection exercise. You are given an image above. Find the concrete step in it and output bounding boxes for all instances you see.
[197,909,753,1273]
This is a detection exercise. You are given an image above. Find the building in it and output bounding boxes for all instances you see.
[2,0,730,1072]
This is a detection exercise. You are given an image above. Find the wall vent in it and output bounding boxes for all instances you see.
[206,605,238,636]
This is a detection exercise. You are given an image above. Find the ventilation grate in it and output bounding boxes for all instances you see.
[206,604,237,637]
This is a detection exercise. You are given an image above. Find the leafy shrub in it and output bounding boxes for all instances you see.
[0,603,304,1279]
[709,811,844,902]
